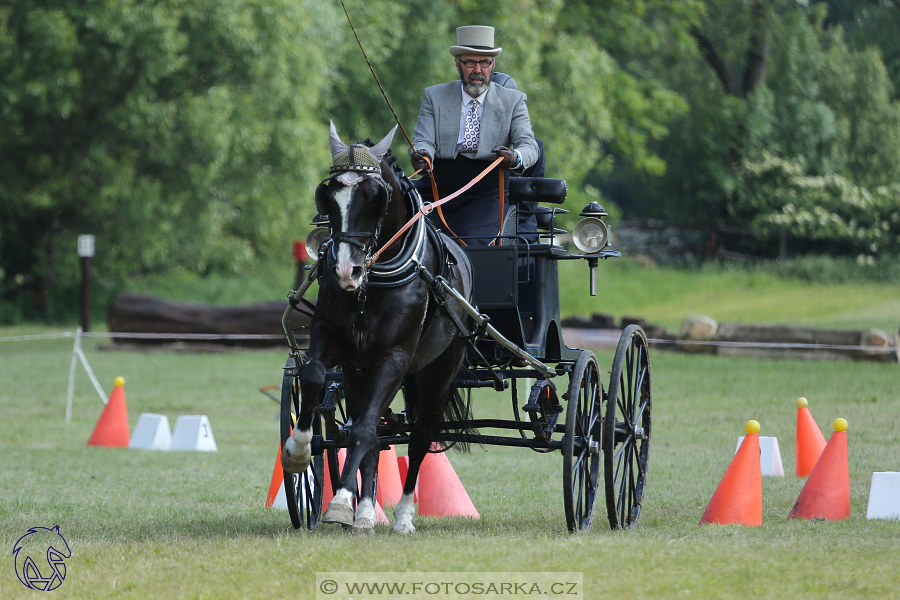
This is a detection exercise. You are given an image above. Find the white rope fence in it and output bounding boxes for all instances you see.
[1,327,894,424]
[0,328,289,422]
[648,338,900,352]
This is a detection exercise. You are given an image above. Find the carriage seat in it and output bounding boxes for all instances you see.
[508,177,567,231]
[508,177,567,204]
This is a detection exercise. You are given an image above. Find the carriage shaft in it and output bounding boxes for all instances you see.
[435,278,556,378]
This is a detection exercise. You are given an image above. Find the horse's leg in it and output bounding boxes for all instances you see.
[350,446,381,534]
[394,340,467,535]
[281,323,337,473]
[322,357,406,528]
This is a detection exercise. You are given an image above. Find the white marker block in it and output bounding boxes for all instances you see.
[867,472,900,520]
[272,482,288,510]
[736,435,784,477]
[272,470,316,511]
[128,413,172,450]
[171,415,217,452]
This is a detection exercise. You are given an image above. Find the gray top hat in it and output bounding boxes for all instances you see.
[449,26,502,57]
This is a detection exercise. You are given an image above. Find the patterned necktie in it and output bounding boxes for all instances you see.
[461,99,480,153]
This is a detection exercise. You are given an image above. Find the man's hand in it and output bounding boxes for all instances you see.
[492,146,518,169]
[410,150,430,172]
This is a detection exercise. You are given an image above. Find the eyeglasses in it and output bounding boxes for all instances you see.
[458,58,494,69]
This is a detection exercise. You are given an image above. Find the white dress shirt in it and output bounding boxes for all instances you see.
[456,84,488,154]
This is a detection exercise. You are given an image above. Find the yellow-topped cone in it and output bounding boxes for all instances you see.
[699,421,763,526]
[88,377,130,448]
[789,419,851,520]
[795,397,826,477]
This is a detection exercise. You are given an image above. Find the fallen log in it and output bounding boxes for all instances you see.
[676,315,898,363]
[106,293,311,347]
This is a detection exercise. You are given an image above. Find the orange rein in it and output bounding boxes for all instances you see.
[366,156,505,267]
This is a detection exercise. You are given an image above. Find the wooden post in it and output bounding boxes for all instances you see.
[77,235,95,332]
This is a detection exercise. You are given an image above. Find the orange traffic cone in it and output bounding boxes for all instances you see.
[376,446,403,508]
[788,418,850,521]
[417,443,480,519]
[794,398,825,477]
[88,377,130,448]
[266,446,283,508]
[699,421,763,526]
[796,397,827,477]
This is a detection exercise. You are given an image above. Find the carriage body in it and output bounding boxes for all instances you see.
[279,173,651,534]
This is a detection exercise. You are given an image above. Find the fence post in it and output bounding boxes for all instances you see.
[78,235,95,332]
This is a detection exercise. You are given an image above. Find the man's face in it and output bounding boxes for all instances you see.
[457,54,494,97]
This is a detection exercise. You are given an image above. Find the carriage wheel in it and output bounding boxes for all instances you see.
[562,350,603,532]
[604,324,652,530]
[280,357,324,531]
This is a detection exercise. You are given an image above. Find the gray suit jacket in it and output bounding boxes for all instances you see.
[411,81,539,174]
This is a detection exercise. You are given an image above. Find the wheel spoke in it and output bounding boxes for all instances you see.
[634,394,650,425]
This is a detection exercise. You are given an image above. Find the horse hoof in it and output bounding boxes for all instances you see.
[322,499,355,526]
[352,524,375,536]
[393,522,416,535]
[281,431,312,473]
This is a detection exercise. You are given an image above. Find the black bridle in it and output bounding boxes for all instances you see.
[318,169,393,269]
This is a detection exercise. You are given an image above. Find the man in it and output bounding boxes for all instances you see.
[410,26,540,245]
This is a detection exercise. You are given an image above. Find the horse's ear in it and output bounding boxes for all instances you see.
[315,182,330,217]
[368,124,398,163]
[329,120,349,157]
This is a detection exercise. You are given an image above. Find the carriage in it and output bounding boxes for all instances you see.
[277,134,652,534]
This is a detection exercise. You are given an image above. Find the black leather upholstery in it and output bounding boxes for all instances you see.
[508,177,567,205]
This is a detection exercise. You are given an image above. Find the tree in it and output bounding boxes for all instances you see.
[0,0,334,320]
[606,0,900,259]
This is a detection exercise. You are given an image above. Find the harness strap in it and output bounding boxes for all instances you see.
[367,155,504,266]
[494,167,506,246]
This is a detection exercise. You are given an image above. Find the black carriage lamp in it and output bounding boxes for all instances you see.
[579,202,608,217]
[572,202,612,297]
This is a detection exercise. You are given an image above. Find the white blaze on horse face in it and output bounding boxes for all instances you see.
[333,185,364,291]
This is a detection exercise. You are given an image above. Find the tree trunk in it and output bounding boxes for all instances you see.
[106,293,312,347]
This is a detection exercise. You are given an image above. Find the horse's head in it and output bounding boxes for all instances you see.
[317,122,398,291]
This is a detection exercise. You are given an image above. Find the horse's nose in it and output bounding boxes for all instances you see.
[334,263,362,291]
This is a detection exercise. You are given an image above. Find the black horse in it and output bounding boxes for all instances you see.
[281,122,474,534]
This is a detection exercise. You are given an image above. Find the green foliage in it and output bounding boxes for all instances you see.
[608,0,900,260]
[742,154,900,257]
[0,0,332,321]
[3,0,900,323]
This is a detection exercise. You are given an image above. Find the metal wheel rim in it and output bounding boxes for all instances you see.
[562,351,603,532]
[604,325,651,530]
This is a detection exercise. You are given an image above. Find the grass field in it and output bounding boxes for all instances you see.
[2,326,899,599]
[556,259,900,333]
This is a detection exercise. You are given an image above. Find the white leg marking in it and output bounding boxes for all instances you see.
[354,498,376,531]
[322,488,356,525]
[281,428,312,473]
[393,492,417,535]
